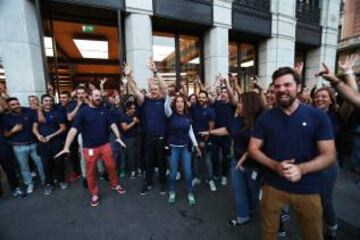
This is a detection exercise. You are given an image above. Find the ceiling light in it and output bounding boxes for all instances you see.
[188,57,200,64]
[73,39,108,59]
[44,36,54,57]
[241,60,254,68]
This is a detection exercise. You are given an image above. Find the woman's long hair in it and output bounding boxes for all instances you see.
[239,92,265,130]
[313,87,338,112]
[171,94,189,114]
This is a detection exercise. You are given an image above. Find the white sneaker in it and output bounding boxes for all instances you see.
[192,177,201,187]
[59,182,68,190]
[209,180,217,192]
[26,184,34,195]
[130,171,136,179]
[176,171,181,180]
[221,177,227,186]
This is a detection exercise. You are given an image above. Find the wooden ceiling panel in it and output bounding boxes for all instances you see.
[52,20,119,59]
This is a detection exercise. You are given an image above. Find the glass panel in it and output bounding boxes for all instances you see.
[179,35,201,95]
[153,32,176,84]
[229,42,238,76]
[0,64,7,98]
[239,43,256,91]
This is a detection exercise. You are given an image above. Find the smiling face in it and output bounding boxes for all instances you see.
[273,74,300,109]
[314,89,332,110]
[8,99,21,114]
[198,92,208,107]
[175,96,185,113]
[42,96,54,111]
[265,85,276,107]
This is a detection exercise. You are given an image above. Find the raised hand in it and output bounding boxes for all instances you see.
[315,63,340,84]
[294,62,304,76]
[338,54,359,72]
[146,58,158,73]
[122,63,132,76]
[100,78,108,88]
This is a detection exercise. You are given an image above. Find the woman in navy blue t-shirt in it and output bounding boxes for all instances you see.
[165,94,201,206]
[313,86,342,238]
[200,92,265,225]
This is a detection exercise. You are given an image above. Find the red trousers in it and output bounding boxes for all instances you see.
[83,143,119,196]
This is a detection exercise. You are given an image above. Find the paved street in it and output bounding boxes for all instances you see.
[0,169,359,240]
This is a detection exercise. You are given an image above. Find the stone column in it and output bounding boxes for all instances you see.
[0,0,46,105]
[258,0,297,88]
[125,0,153,90]
[305,0,340,88]
[204,0,232,88]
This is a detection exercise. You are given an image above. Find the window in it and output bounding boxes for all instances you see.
[153,32,203,95]
[228,42,257,91]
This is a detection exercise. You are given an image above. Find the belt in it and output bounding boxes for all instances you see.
[147,134,165,140]
[11,140,35,146]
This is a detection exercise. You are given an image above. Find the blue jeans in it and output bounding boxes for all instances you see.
[350,133,360,168]
[169,146,192,193]
[193,140,213,180]
[12,143,45,186]
[231,159,261,218]
[320,163,339,227]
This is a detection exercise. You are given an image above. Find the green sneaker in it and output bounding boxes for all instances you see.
[188,193,196,206]
[168,191,176,204]
[120,169,126,178]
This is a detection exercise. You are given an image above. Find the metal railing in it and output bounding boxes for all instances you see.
[233,0,270,12]
[296,0,320,25]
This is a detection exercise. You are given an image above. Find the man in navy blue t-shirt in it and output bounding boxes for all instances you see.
[56,89,126,207]
[2,97,46,195]
[190,90,217,191]
[128,63,168,196]
[33,94,67,196]
[248,67,336,240]
[211,77,236,186]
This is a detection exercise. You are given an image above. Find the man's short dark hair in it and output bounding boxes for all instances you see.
[60,91,71,97]
[198,90,208,98]
[75,86,86,92]
[6,97,18,103]
[272,67,301,85]
[41,94,53,102]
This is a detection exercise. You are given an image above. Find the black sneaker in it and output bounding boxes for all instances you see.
[159,184,167,195]
[139,184,152,196]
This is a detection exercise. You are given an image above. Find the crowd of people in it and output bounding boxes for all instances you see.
[1,54,360,240]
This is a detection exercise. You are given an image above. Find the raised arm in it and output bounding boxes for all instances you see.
[318,63,360,109]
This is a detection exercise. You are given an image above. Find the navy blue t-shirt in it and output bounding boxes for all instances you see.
[35,109,66,137]
[0,113,7,144]
[72,105,114,148]
[212,100,235,129]
[143,97,167,136]
[66,101,87,116]
[227,117,251,158]
[251,104,334,194]
[167,112,192,146]
[120,114,140,139]
[2,107,35,144]
[190,104,215,134]
[111,107,125,129]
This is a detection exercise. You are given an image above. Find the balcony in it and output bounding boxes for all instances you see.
[232,0,270,12]
[296,0,320,25]
[338,35,360,51]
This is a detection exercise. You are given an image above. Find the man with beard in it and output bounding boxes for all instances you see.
[248,67,336,240]
[2,97,46,194]
[0,97,23,198]
[56,89,126,207]
[211,77,236,186]
[190,90,217,191]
